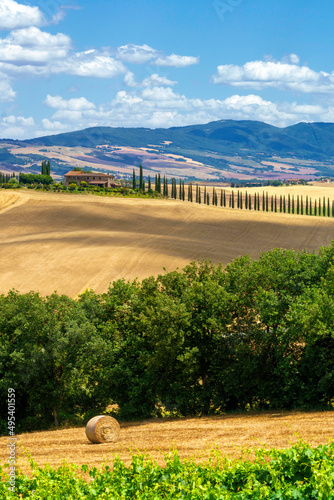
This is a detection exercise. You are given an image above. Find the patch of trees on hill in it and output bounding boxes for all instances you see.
[1,243,334,433]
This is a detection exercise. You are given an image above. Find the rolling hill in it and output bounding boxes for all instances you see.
[2,119,334,181]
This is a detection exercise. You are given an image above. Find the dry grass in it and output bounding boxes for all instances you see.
[1,188,334,297]
[1,411,334,473]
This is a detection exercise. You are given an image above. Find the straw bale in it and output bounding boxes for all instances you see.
[85,415,120,444]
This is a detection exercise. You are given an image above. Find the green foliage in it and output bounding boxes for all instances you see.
[19,173,53,185]
[2,442,334,498]
[2,244,334,430]
[41,160,51,176]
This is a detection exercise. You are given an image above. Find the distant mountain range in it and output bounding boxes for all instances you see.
[2,119,334,181]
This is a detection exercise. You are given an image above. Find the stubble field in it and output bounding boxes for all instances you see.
[1,411,334,474]
[1,185,334,297]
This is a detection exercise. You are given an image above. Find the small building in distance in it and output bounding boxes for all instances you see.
[64,170,117,188]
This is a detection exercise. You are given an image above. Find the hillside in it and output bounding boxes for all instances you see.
[1,187,334,297]
[2,120,334,181]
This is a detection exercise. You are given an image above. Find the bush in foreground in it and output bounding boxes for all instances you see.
[1,441,334,499]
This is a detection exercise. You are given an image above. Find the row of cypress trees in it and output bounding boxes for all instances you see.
[132,166,334,217]
[41,160,51,176]
[0,171,16,183]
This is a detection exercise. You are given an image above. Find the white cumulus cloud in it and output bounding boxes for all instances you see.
[116,44,199,68]
[154,54,199,67]
[44,95,96,111]
[124,71,177,87]
[0,27,71,64]
[116,44,157,63]
[212,57,334,94]
[0,0,44,30]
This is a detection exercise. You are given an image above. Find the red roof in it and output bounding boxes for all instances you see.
[64,170,114,178]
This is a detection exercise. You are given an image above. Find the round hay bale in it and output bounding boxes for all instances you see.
[85,415,120,444]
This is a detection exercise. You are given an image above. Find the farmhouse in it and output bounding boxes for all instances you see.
[64,170,117,188]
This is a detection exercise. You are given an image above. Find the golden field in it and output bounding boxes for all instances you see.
[1,186,334,297]
[1,411,334,473]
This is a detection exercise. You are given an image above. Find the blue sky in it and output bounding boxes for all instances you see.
[1,0,334,139]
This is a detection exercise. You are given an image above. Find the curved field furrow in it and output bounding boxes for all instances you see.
[0,189,334,297]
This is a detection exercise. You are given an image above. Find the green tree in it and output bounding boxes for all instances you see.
[132,169,136,190]
[139,164,143,191]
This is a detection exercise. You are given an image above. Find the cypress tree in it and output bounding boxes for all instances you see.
[179,180,182,200]
[306,195,309,215]
[220,190,223,207]
[133,169,136,190]
[332,200,334,217]
[182,181,185,201]
[271,195,273,212]
[196,184,199,203]
[280,195,282,213]
[314,199,317,216]
[204,186,207,204]
[283,195,286,213]
[288,194,291,213]
[139,164,143,191]
[223,190,226,207]
[240,191,243,209]
[148,176,151,191]
[323,196,326,216]
[142,180,145,192]
[328,197,330,217]
[245,191,248,210]
[297,195,299,215]
[318,197,321,216]
[206,193,210,205]
[198,187,201,204]
[237,190,240,209]
[301,196,303,215]
[248,193,252,210]
[254,192,257,210]
[257,192,260,211]
[47,161,50,176]
[262,191,265,211]
[157,173,161,194]
[274,194,277,213]
[292,195,295,214]
[231,191,235,209]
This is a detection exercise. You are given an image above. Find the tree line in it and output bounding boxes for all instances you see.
[1,243,334,433]
[132,166,334,217]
